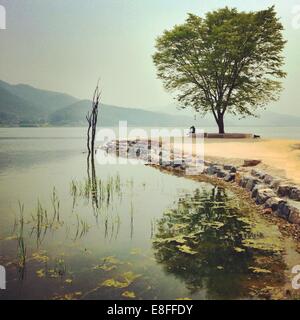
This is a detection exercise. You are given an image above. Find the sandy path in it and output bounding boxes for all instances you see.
[173,138,300,184]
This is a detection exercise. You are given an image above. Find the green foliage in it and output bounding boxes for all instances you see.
[153,6,286,133]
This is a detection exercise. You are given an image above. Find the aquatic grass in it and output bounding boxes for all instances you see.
[30,196,63,246]
[130,200,134,240]
[104,214,108,239]
[115,215,121,240]
[101,212,121,241]
[70,180,77,197]
[98,179,103,204]
[106,178,112,207]
[70,180,79,212]
[84,178,91,199]
[51,187,60,223]
[11,174,126,280]
[17,202,27,272]
[74,214,90,240]
[34,200,48,246]
[70,174,123,213]
[115,173,121,193]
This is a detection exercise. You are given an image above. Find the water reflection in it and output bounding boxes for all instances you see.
[70,154,123,240]
[0,146,293,300]
[152,186,286,299]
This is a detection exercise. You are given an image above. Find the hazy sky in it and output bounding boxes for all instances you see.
[0,0,299,115]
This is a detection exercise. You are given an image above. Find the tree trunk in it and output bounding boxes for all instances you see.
[217,115,225,134]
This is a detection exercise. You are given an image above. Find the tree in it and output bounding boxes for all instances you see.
[153,6,286,133]
[86,82,100,159]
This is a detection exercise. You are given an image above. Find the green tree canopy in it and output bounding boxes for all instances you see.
[153,6,286,133]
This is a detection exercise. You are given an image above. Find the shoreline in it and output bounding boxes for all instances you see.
[101,137,300,299]
[202,138,300,184]
[149,162,300,243]
[101,137,300,229]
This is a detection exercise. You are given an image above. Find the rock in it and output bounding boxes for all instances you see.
[290,187,300,201]
[255,188,276,205]
[172,163,183,169]
[205,166,216,175]
[161,161,171,167]
[223,164,237,172]
[239,175,250,188]
[203,166,209,174]
[206,165,222,176]
[128,140,137,146]
[276,202,292,220]
[181,163,187,170]
[245,177,260,191]
[239,175,258,190]
[243,159,261,167]
[223,164,232,170]
[270,178,284,190]
[264,197,285,212]
[224,173,236,182]
[263,174,274,185]
[214,165,223,173]
[277,184,293,198]
[251,169,266,180]
[173,166,183,171]
[251,184,266,198]
[288,207,300,225]
[217,170,227,178]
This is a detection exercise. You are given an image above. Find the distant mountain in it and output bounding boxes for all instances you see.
[0,86,44,124]
[0,80,78,120]
[225,110,300,127]
[0,79,300,127]
[49,100,193,127]
[0,80,194,126]
[153,104,300,128]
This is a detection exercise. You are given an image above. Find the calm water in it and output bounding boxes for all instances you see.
[0,128,299,300]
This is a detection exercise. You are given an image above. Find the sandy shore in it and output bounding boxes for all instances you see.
[108,136,300,184]
[189,138,300,184]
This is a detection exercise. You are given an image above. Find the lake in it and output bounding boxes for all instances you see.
[0,127,299,300]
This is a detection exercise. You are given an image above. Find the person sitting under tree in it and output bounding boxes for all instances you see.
[189,126,196,134]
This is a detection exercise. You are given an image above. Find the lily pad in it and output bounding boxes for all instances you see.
[101,271,141,289]
[101,279,129,288]
[234,247,245,253]
[177,245,197,255]
[122,291,136,298]
[249,267,272,274]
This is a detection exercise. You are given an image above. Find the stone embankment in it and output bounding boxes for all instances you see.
[202,162,300,225]
[101,139,300,226]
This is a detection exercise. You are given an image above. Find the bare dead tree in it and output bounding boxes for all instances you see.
[86,111,92,156]
[91,86,100,158]
[85,82,101,216]
[86,82,101,159]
